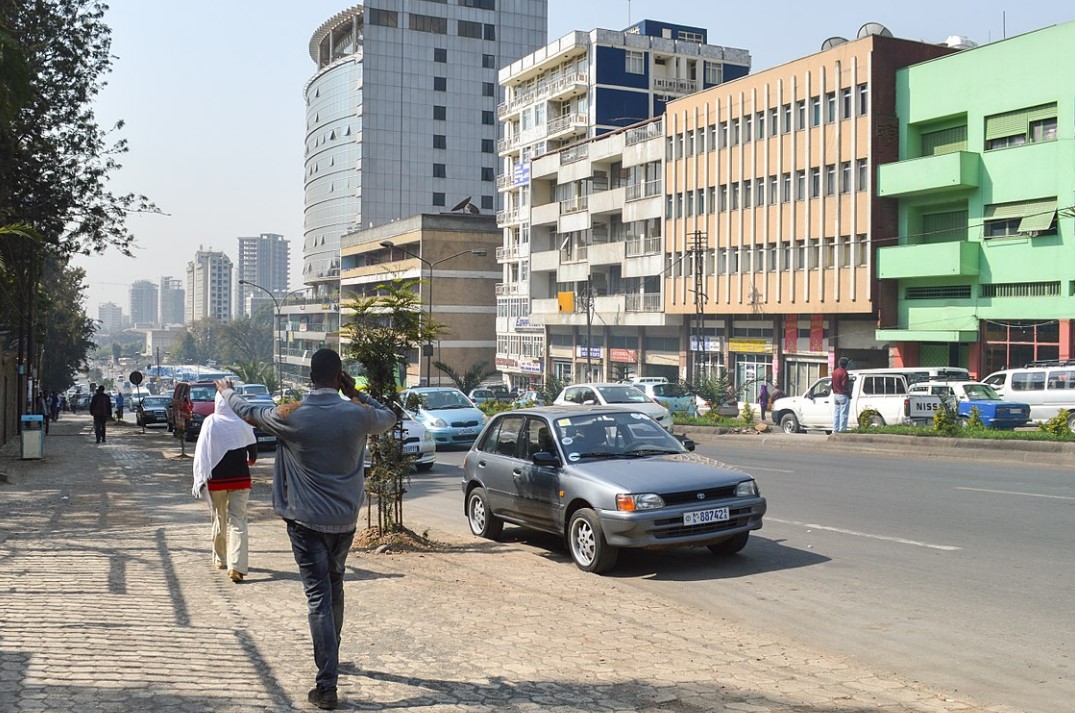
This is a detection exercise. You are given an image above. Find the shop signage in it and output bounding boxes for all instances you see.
[729,337,773,354]
[610,348,638,363]
[809,314,825,352]
[784,316,798,353]
[495,357,517,368]
[688,336,721,352]
[513,161,530,186]
[519,360,543,374]
[575,346,603,360]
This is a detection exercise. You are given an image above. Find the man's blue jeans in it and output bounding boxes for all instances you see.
[833,393,851,432]
[286,520,355,690]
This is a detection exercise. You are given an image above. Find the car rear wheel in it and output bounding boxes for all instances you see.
[707,531,749,555]
[779,413,800,434]
[866,414,886,427]
[1067,412,1075,432]
[567,508,618,574]
[466,487,502,540]
[415,462,434,473]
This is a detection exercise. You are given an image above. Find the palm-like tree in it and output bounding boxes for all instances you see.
[433,360,496,394]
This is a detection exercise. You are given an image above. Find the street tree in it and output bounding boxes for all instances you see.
[341,278,445,533]
[433,359,496,393]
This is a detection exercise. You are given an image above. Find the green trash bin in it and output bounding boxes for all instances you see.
[20,414,44,459]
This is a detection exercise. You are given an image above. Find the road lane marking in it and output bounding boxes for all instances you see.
[955,486,1075,501]
[767,518,961,551]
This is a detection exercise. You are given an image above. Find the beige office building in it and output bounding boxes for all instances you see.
[662,30,953,398]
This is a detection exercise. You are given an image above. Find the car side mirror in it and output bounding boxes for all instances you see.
[531,451,561,467]
[682,438,696,451]
[582,399,596,405]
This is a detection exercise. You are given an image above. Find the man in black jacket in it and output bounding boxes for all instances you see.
[89,386,112,444]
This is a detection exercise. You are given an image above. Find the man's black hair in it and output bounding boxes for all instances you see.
[310,348,342,386]
[838,357,849,367]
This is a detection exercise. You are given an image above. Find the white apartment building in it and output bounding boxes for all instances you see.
[236,233,290,318]
[128,279,158,328]
[186,249,233,323]
[495,19,750,389]
[98,302,123,335]
[159,276,185,326]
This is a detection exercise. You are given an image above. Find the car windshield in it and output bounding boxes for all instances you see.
[552,412,685,460]
[143,397,170,407]
[963,384,1001,400]
[595,385,653,404]
[419,391,473,409]
[190,386,215,402]
[242,385,269,395]
[653,383,690,397]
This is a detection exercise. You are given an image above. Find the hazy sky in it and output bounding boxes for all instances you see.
[74,0,1073,312]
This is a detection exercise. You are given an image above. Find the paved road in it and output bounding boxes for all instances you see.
[0,414,1040,712]
[411,441,1073,713]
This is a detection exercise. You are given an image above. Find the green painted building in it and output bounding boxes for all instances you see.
[875,21,1075,377]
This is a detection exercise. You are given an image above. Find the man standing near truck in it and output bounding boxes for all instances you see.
[831,357,851,432]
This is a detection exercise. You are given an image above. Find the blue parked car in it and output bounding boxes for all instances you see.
[909,381,1030,429]
[401,387,487,448]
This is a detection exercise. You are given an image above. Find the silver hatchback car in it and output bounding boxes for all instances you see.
[461,406,766,573]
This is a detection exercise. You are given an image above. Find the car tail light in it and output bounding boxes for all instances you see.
[904,397,910,416]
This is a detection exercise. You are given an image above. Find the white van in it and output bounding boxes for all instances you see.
[982,364,1075,429]
[849,366,970,386]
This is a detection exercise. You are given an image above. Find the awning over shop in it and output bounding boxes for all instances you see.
[983,198,1057,234]
[875,328,979,342]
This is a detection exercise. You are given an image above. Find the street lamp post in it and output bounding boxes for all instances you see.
[380,241,487,386]
[238,280,281,391]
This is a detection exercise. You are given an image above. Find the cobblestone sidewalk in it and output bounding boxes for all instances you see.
[0,414,1018,712]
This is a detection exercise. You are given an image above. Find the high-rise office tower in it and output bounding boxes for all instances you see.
[236,233,290,317]
[302,1,549,296]
[98,302,123,334]
[185,249,233,323]
[129,279,158,328]
[159,276,185,326]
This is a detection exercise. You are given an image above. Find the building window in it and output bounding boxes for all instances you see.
[810,97,821,127]
[433,192,446,206]
[985,104,1057,150]
[433,134,446,149]
[685,130,694,156]
[921,125,968,156]
[782,104,792,133]
[482,110,495,125]
[796,100,806,130]
[795,170,806,200]
[857,83,869,115]
[742,181,752,208]
[755,178,765,206]
[433,163,446,178]
[841,87,852,119]
[730,119,740,145]
[410,13,448,34]
[825,92,836,123]
[840,161,851,193]
[756,112,765,139]
[368,9,398,27]
[704,61,721,84]
[481,195,494,210]
[719,185,728,212]
[696,188,706,214]
[481,167,494,181]
[809,168,820,198]
[481,138,494,153]
[856,159,868,192]
[482,81,495,97]
[769,175,778,203]
[731,183,740,210]
[824,164,836,195]
[461,0,496,9]
[769,107,779,137]
[433,105,447,120]
[719,121,728,148]
[433,76,447,91]
[435,48,448,63]
[743,116,752,143]
[483,23,496,40]
[482,53,495,69]
[625,50,645,74]
[685,190,694,216]
[458,20,482,38]
[983,198,1058,238]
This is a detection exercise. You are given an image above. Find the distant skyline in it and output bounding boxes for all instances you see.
[73,0,1074,312]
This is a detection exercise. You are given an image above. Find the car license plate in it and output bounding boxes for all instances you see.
[459,428,476,436]
[257,436,275,443]
[403,444,419,454]
[683,507,729,526]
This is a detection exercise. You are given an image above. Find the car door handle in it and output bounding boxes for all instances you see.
[512,468,522,478]
[477,460,486,468]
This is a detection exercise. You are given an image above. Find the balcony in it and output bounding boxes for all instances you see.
[547,113,587,139]
[560,195,589,215]
[496,244,525,262]
[497,135,522,154]
[496,173,513,190]
[588,241,625,266]
[495,281,529,296]
[877,151,979,198]
[625,178,662,202]
[625,118,663,146]
[625,235,662,257]
[877,241,979,280]
[625,293,663,312]
[496,207,523,226]
[652,77,698,95]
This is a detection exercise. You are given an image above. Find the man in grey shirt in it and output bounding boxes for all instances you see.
[217,348,397,710]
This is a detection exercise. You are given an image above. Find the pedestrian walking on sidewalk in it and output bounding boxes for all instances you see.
[89,386,111,443]
[218,348,397,710]
[114,392,124,421]
[758,383,770,422]
[35,391,50,435]
[192,392,258,584]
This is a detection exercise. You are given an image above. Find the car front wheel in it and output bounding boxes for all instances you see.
[415,462,434,473]
[567,508,618,574]
[707,531,749,555]
[779,413,800,434]
[466,487,502,540]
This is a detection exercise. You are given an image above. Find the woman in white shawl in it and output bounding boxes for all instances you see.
[192,392,258,583]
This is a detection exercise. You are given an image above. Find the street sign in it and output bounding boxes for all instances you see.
[129,370,143,385]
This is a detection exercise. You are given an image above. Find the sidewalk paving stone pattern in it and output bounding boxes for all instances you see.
[0,414,1017,713]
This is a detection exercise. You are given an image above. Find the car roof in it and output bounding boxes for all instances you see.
[563,382,636,389]
[910,380,985,388]
[494,405,653,419]
[404,387,462,393]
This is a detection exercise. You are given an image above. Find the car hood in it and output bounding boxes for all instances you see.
[562,452,751,492]
[417,406,485,423]
[601,401,669,417]
[964,399,1030,408]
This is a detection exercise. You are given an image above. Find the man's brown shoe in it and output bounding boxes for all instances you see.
[228,570,244,583]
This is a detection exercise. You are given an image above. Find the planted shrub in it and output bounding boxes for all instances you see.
[932,400,960,435]
[1038,409,1072,437]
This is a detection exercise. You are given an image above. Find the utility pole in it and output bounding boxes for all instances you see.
[689,230,708,383]
[584,275,595,381]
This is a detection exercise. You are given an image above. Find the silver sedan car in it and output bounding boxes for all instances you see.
[461,406,767,573]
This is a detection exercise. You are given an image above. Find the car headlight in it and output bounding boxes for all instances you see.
[615,493,665,511]
[735,480,759,497]
[425,416,447,428]
[420,429,434,444]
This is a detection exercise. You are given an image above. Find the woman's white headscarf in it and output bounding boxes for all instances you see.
[192,392,257,497]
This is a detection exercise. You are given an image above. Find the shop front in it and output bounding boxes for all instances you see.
[729,337,773,406]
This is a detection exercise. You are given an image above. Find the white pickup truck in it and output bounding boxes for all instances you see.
[771,371,943,434]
